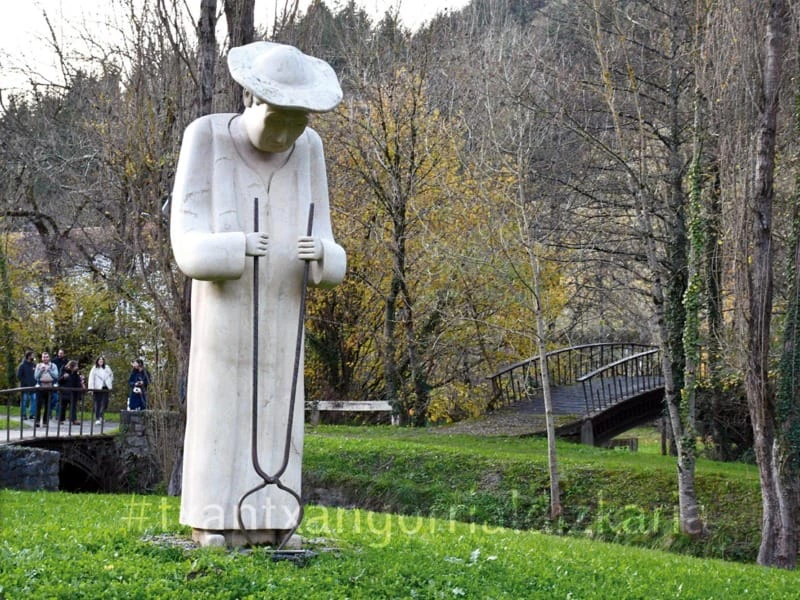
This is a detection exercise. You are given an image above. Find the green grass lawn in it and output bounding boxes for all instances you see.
[1,489,798,599]
[306,424,757,481]
[0,424,786,597]
[302,426,761,562]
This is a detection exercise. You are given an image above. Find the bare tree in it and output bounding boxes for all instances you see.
[527,0,706,535]
[733,0,797,569]
[198,0,218,115]
[223,0,255,111]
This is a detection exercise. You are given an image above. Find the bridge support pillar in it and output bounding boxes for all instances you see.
[580,418,594,446]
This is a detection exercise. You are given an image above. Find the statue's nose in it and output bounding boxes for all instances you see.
[273,129,290,145]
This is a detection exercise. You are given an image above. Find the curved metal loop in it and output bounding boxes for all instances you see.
[237,200,314,551]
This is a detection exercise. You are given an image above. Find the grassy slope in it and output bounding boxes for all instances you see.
[1,490,798,599]
[303,426,762,562]
[0,425,791,598]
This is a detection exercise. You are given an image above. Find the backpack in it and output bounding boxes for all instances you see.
[39,366,54,385]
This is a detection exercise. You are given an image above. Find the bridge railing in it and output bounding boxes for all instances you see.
[487,343,658,409]
[577,348,664,414]
[1,385,120,443]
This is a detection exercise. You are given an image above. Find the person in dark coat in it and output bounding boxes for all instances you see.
[58,360,84,425]
[127,359,150,410]
[51,348,68,420]
[16,351,37,419]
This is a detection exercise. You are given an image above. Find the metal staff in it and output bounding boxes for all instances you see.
[237,198,314,551]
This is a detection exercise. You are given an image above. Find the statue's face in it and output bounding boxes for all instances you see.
[243,96,309,153]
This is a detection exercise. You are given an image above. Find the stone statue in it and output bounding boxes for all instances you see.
[170,42,346,548]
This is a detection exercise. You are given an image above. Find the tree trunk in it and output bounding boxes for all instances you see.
[168,0,220,497]
[224,0,256,112]
[167,278,192,496]
[637,183,704,535]
[386,209,410,424]
[198,0,217,116]
[384,274,402,423]
[704,155,726,459]
[773,199,800,568]
[589,0,703,534]
[533,255,561,520]
[736,0,794,568]
[402,301,429,426]
[0,241,14,389]
[675,13,711,535]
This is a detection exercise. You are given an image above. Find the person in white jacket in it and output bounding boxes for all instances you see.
[88,356,114,424]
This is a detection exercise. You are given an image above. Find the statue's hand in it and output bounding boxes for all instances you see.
[245,232,269,256]
[298,236,322,261]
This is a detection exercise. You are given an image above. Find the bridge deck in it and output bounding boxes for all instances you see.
[2,418,119,444]
[521,384,587,415]
[528,376,661,414]
[444,378,664,439]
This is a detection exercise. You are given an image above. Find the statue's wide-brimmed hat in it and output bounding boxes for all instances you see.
[228,41,342,113]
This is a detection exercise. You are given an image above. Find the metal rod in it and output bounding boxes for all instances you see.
[238,200,314,551]
[252,196,260,473]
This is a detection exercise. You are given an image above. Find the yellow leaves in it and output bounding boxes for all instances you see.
[313,62,575,422]
[427,381,491,423]
[124,159,138,179]
[123,152,157,179]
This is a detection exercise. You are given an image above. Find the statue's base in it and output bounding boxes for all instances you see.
[192,528,301,549]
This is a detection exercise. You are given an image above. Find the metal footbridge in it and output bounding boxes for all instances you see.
[487,343,665,445]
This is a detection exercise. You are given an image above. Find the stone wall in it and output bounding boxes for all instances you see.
[116,410,182,493]
[0,445,60,491]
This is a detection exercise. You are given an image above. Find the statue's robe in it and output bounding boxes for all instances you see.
[171,114,345,532]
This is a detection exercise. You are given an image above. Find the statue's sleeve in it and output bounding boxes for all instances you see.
[307,130,346,288]
[170,117,246,281]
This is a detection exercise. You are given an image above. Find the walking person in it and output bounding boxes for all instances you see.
[34,352,59,427]
[127,359,149,411]
[58,360,84,425]
[88,356,113,424]
[16,351,37,420]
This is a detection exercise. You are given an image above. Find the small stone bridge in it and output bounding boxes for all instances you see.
[1,387,178,492]
[1,385,122,444]
[487,343,665,445]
